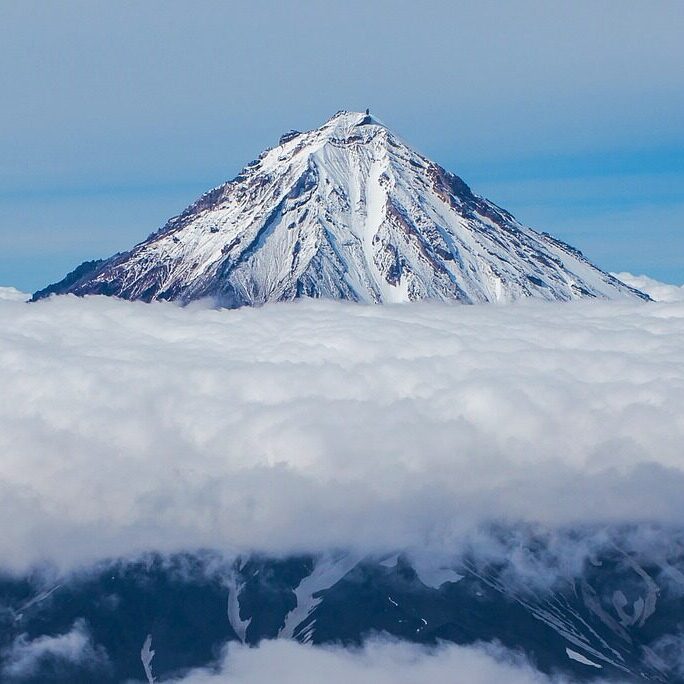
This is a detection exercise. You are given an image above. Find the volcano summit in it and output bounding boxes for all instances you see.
[33,111,647,306]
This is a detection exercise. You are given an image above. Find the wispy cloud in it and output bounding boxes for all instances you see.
[1,619,109,680]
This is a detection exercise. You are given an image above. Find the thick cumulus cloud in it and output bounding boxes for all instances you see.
[1,294,684,570]
[613,272,684,302]
[169,639,589,684]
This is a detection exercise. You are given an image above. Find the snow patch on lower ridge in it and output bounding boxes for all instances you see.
[226,575,252,643]
[140,634,155,684]
[280,553,361,641]
[566,648,602,669]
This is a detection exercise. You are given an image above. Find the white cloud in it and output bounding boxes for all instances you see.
[0,287,28,302]
[169,638,592,684]
[1,619,109,679]
[613,272,684,302]
[1,295,684,571]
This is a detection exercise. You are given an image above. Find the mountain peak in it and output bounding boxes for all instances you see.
[32,113,649,306]
[274,110,388,153]
[323,109,383,128]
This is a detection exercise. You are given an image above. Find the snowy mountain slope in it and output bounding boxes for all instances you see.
[33,111,648,305]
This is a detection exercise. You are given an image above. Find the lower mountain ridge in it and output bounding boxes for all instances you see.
[3,535,683,682]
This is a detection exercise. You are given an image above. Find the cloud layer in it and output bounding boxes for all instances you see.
[169,638,585,684]
[1,294,684,571]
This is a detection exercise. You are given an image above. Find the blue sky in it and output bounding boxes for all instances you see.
[1,0,682,291]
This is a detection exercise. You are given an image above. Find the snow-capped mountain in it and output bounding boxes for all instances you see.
[33,111,647,305]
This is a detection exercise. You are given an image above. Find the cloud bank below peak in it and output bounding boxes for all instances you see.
[1,292,684,570]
